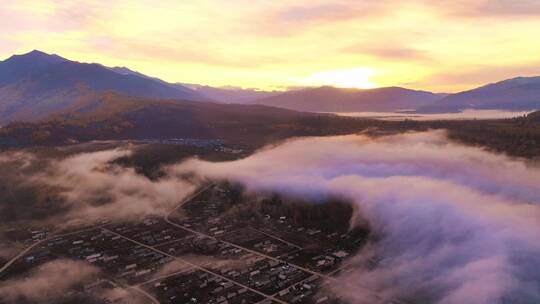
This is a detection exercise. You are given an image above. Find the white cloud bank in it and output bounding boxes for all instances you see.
[172,130,540,303]
[0,259,99,303]
[33,149,196,224]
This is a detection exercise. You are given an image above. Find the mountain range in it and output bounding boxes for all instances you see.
[180,83,282,104]
[0,50,538,127]
[249,78,540,113]
[419,76,540,112]
[250,86,444,112]
[0,50,202,124]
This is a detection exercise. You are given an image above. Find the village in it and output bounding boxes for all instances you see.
[1,184,369,304]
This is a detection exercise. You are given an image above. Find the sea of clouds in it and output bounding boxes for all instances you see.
[173,130,540,303]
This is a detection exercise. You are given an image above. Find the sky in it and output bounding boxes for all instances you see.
[1,0,540,92]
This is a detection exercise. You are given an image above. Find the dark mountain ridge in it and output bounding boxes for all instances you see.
[420,76,540,112]
[0,50,203,124]
[250,85,443,112]
[0,50,67,86]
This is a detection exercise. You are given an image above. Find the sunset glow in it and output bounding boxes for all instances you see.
[2,0,540,92]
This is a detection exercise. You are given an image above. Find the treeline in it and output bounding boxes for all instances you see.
[1,107,539,160]
[428,114,540,159]
[217,185,357,234]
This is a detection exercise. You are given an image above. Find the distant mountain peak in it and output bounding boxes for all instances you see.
[0,50,206,124]
[419,75,540,112]
[5,49,67,65]
[498,75,540,85]
[471,75,540,93]
[0,50,68,86]
[506,75,540,81]
[27,49,50,56]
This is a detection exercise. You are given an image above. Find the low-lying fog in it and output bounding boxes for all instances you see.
[333,109,532,121]
[175,130,540,303]
[1,130,539,303]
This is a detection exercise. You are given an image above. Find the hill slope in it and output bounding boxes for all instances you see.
[0,92,377,146]
[0,50,203,124]
[420,76,540,112]
[250,86,443,112]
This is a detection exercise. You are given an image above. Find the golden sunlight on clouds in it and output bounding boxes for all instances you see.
[2,0,540,92]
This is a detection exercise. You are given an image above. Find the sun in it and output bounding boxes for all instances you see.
[298,68,377,89]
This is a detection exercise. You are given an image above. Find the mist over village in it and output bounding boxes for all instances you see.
[0,1,539,304]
